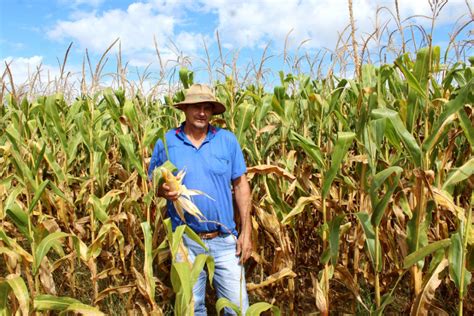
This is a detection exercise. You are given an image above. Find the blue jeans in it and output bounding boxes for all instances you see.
[182,234,249,315]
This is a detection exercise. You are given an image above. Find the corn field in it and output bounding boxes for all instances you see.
[1,8,474,316]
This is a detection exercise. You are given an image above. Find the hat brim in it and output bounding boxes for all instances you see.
[174,100,226,115]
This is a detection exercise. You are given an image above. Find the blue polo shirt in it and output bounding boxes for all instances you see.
[148,123,247,236]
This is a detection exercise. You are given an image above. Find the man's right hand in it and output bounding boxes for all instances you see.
[157,183,180,201]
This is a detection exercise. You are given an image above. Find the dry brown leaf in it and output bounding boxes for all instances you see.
[256,124,277,137]
[39,257,57,295]
[247,164,296,181]
[311,273,328,316]
[95,284,135,303]
[247,267,296,291]
[410,258,449,316]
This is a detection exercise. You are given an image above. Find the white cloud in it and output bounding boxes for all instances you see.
[203,0,469,50]
[1,56,49,84]
[48,2,177,54]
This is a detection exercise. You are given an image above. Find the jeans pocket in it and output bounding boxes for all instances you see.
[221,234,237,245]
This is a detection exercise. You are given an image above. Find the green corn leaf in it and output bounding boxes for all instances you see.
[216,297,241,316]
[87,223,124,261]
[28,180,49,214]
[6,205,31,242]
[422,79,473,152]
[34,295,82,311]
[370,167,403,227]
[289,131,325,170]
[179,68,192,88]
[458,108,474,150]
[372,108,422,167]
[235,101,256,145]
[34,232,69,275]
[206,255,215,285]
[448,232,471,294]
[171,225,186,259]
[394,55,427,99]
[328,215,344,266]
[184,225,207,250]
[322,132,355,199]
[282,196,318,225]
[356,212,381,270]
[170,262,193,303]
[403,238,451,268]
[4,274,29,315]
[190,254,208,287]
[118,134,146,178]
[45,94,68,152]
[123,99,139,130]
[59,303,105,315]
[0,282,10,316]
[141,222,155,300]
[442,158,474,190]
[246,302,281,316]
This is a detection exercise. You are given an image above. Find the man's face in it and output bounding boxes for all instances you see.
[183,103,214,130]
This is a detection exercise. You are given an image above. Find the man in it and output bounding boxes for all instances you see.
[148,84,252,315]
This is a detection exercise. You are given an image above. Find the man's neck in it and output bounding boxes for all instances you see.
[183,123,208,148]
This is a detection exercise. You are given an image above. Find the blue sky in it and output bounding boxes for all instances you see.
[1,0,472,89]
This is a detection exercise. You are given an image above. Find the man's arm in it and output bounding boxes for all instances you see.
[233,174,252,263]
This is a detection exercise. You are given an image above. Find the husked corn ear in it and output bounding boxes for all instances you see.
[160,167,213,222]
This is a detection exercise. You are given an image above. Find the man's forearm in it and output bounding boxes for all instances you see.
[233,175,252,234]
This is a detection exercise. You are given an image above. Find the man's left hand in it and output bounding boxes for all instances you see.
[236,233,252,264]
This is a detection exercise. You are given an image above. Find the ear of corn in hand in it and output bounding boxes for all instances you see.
[160,167,213,222]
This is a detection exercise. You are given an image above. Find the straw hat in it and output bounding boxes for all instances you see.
[174,84,226,114]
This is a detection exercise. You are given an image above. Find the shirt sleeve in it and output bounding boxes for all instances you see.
[148,139,166,180]
[230,134,247,181]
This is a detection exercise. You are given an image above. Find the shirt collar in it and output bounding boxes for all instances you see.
[175,122,218,145]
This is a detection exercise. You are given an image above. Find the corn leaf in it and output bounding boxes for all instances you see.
[5,274,29,315]
[235,100,256,145]
[422,79,473,152]
[216,297,241,316]
[403,239,451,269]
[190,254,208,287]
[0,283,10,316]
[372,108,422,167]
[410,258,448,316]
[289,131,325,170]
[322,132,355,199]
[282,196,318,225]
[458,108,474,150]
[34,232,69,275]
[356,212,381,270]
[448,231,471,295]
[34,294,81,311]
[28,180,49,213]
[170,262,193,304]
[141,222,155,301]
[59,303,105,315]
[370,167,403,227]
[442,158,474,190]
[328,215,344,266]
[246,302,281,316]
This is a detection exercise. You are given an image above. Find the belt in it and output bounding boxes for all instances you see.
[198,231,221,239]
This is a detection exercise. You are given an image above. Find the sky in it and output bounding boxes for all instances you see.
[0,0,472,90]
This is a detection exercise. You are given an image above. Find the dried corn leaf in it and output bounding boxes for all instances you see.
[247,267,296,291]
[311,274,328,316]
[410,258,448,316]
[247,164,296,181]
